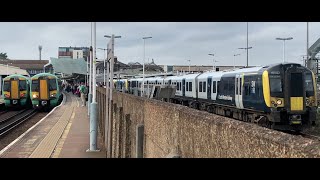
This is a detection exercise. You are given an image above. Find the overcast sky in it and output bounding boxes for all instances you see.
[0,22,319,67]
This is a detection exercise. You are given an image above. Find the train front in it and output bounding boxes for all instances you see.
[265,63,317,131]
[2,75,29,108]
[31,75,59,109]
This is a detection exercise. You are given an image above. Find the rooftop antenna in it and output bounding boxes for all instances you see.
[38,45,42,60]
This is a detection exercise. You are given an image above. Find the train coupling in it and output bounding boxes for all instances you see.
[289,115,302,125]
[12,100,18,105]
[41,101,48,106]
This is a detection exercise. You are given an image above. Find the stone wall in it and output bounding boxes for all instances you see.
[97,87,320,158]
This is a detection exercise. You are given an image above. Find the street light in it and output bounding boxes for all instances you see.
[208,53,218,71]
[238,47,252,67]
[187,60,191,73]
[142,36,152,97]
[104,34,121,157]
[233,54,241,69]
[275,37,293,63]
[98,48,107,86]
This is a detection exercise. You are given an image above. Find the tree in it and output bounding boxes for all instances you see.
[0,52,8,59]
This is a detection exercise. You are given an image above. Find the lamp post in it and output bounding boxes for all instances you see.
[233,54,241,69]
[187,60,191,73]
[98,48,107,86]
[275,37,293,63]
[87,22,100,152]
[238,47,252,67]
[142,36,152,97]
[208,53,218,71]
[104,34,121,157]
[307,22,309,67]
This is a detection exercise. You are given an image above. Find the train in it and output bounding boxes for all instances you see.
[30,73,63,111]
[2,74,32,109]
[127,63,317,132]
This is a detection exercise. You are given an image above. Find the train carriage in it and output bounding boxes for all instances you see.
[128,63,317,132]
[30,73,62,110]
[2,74,31,108]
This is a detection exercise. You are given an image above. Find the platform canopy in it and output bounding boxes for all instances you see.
[49,57,87,75]
[0,64,29,76]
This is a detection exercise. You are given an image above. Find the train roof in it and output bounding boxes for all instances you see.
[3,74,30,80]
[31,73,59,79]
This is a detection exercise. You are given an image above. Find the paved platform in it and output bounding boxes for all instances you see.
[0,92,106,158]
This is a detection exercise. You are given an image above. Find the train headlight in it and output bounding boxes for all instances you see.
[50,93,56,97]
[32,94,38,98]
[276,99,282,105]
[4,94,10,98]
[306,99,310,104]
[20,93,25,97]
[271,101,275,104]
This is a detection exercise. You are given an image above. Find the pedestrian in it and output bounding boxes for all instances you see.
[79,82,87,107]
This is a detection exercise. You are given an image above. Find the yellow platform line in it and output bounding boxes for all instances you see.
[29,107,73,158]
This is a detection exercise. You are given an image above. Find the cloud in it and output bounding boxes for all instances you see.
[0,22,319,67]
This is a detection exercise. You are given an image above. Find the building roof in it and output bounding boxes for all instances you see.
[0,64,29,76]
[0,59,49,70]
[49,57,87,75]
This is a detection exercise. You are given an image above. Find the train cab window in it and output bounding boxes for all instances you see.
[270,77,282,93]
[199,82,202,92]
[3,81,10,91]
[213,81,216,93]
[19,80,27,91]
[203,82,206,92]
[217,81,220,93]
[189,82,192,91]
[49,79,57,91]
[32,80,39,91]
[305,73,314,96]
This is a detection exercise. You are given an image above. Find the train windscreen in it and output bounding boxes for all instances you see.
[32,80,39,91]
[305,73,314,97]
[3,81,10,91]
[270,76,282,93]
[49,79,57,91]
[19,80,27,91]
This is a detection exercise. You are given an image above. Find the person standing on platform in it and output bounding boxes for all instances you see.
[79,82,87,107]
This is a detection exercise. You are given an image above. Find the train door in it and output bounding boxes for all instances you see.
[182,79,186,96]
[235,74,244,109]
[40,79,49,100]
[11,80,19,99]
[207,76,212,100]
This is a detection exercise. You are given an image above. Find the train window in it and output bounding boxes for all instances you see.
[236,79,238,95]
[203,82,206,92]
[199,82,202,92]
[186,82,189,91]
[270,77,282,93]
[189,82,192,91]
[213,81,216,93]
[305,73,314,96]
[239,78,242,95]
[229,82,234,92]
[49,79,57,91]
[3,81,10,91]
[32,80,39,91]
[217,81,220,93]
[19,80,27,91]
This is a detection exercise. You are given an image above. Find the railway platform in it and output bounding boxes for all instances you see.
[0,92,105,158]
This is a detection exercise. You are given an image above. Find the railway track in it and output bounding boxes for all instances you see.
[0,109,37,137]
[299,133,320,141]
